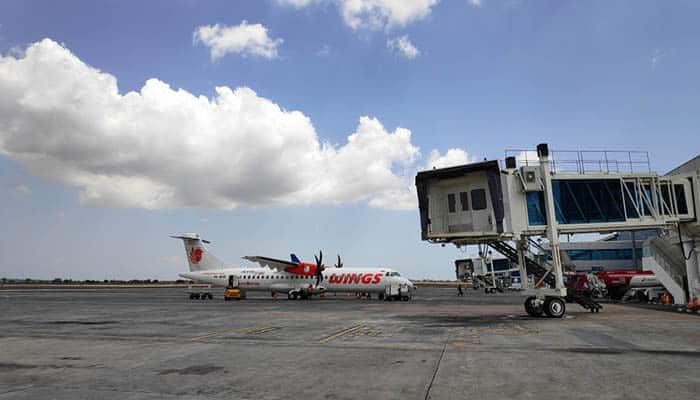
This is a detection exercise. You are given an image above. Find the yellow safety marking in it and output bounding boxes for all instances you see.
[191,326,275,341]
[451,341,465,349]
[318,324,365,344]
[241,326,276,335]
[190,330,230,341]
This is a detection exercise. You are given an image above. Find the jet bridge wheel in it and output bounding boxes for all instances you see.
[524,296,543,317]
[543,297,566,318]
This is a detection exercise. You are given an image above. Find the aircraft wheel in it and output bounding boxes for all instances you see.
[402,296,409,301]
[288,293,294,300]
[189,293,194,300]
[378,293,384,300]
[524,296,543,317]
[543,297,566,318]
[208,293,213,300]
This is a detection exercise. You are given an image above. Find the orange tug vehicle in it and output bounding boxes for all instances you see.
[224,287,242,301]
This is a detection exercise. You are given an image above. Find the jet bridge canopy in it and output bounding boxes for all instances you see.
[415,160,506,242]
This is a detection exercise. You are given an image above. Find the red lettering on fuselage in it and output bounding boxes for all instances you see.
[327,272,382,285]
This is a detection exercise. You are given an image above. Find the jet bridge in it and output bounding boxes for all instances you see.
[416,144,700,317]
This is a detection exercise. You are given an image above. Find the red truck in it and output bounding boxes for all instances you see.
[594,270,655,300]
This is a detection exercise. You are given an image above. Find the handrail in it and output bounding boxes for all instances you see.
[643,238,685,285]
[505,149,651,174]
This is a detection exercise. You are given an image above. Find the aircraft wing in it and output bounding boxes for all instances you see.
[243,256,297,272]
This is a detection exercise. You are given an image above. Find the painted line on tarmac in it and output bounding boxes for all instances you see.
[191,326,276,341]
[318,324,365,344]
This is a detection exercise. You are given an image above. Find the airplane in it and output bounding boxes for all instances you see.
[171,233,414,300]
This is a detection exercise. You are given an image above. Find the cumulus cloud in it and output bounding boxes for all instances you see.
[466,0,482,6]
[372,148,473,210]
[275,0,439,30]
[514,150,539,166]
[0,39,459,210]
[425,149,473,170]
[275,0,322,7]
[387,35,420,59]
[193,21,283,60]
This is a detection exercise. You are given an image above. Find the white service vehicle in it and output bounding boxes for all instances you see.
[172,234,415,300]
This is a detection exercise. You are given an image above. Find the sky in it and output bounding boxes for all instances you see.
[1,0,699,280]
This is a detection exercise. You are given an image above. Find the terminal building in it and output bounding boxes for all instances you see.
[542,230,660,272]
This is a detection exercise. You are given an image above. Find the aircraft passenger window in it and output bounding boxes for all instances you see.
[459,192,469,211]
[447,193,456,213]
[471,189,487,210]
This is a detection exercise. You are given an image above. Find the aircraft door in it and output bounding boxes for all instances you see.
[428,191,447,234]
[228,275,239,288]
[444,189,473,233]
[469,185,493,232]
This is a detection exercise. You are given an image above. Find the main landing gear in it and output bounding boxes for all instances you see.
[524,296,566,318]
[287,291,310,300]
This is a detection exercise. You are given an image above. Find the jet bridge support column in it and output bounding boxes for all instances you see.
[681,227,700,302]
[522,144,568,318]
[538,144,566,296]
[516,239,529,291]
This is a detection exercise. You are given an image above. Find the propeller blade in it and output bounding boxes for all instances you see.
[335,254,343,268]
[314,250,324,286]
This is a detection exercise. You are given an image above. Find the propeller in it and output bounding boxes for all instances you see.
[314,250,324,286]
[335,254,343,268]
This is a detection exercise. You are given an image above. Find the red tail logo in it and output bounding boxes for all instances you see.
[188,247,203,264]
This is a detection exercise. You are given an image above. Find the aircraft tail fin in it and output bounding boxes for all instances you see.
[290,254,300,264]
[170,233,224,272]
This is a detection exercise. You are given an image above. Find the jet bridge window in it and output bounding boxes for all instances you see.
[459,192,469,211]
[447,193,456,213]
[675,184,688,214]
[471,189,487,211]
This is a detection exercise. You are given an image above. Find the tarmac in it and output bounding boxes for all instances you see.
[1,287,699,400]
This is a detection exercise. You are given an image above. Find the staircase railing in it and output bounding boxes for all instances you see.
[643,237,686,287]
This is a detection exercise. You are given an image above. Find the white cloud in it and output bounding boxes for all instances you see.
[275,0,439,31]
[466,0,481,6]
[340,0,439,30]
[650,48,667,71]
[425,149,473,170]
[0,39,444,210]
[514,150,539,166]
[387,35,420,59]
[372,148,474,210]
[193,21,283,60]
[275,0,322,7]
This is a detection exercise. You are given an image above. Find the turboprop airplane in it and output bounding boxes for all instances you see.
[171,233,414,300]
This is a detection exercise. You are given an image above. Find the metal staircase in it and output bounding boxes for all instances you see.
[642,236,687,304]
[488,241,603,312]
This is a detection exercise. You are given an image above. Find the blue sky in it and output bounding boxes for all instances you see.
[1,0,699,280]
